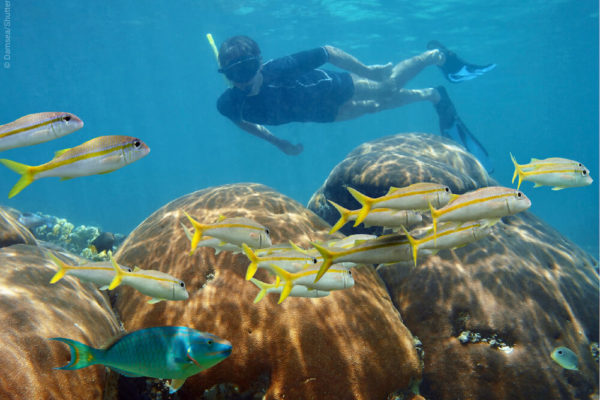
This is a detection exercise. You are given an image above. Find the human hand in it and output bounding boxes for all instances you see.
[279,141,304,156]
[365,62,393,81]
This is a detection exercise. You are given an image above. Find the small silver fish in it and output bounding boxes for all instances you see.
[550,346,579,370]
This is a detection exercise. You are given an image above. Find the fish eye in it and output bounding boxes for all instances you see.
[180,282,185,288]
[265,228,270,235]
[63,115,71,122]
[578,163,582,167]
[558,350,563,355]
[582,170,587,176]
[444,187,450,192]
[312,258,317,264]
[207,340,213,345]
[133,140,141,148]
[348,270,352,275]
[516,191,523,198]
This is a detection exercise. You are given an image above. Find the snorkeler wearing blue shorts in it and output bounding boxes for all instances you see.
[216,36,496,172]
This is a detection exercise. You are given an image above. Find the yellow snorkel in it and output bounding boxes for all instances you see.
[207,33,231,86]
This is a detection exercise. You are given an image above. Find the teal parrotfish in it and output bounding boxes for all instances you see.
[0,135,150,198]
[51,326,232,393]
[0,112,84,152]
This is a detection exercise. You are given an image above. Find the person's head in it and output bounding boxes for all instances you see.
[218,36,262,84]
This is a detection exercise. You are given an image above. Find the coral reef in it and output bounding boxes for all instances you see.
[113,183,422,400]
[0,244,121,399]
[308,132,599,399]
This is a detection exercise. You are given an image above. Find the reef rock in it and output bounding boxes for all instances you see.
[0,244,121,400]
[309,132,599,399]
[114,183,421,400]
[0,206,36,248]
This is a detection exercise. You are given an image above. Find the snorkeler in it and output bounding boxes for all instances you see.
[216,36,496,172]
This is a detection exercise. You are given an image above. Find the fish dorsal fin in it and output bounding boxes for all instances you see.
[133,266,141,272]
[147,298,163,304]
[217,215,227,222]
[53,148,71,158]
[530,158,540,162]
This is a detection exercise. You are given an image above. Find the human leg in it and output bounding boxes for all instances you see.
[389,49,444,88]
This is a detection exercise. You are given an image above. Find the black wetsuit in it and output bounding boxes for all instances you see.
[217,47,355,125]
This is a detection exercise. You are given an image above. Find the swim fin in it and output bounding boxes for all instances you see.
[428,40,496,83]
[435,86,494,173]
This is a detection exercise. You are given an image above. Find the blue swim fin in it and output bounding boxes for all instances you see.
[428,40,496,83]
[435,86,494,173]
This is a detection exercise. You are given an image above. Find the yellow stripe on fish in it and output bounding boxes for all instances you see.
[249,277,329,303]
[242,243,317,281]
[510,153,592,190]
[327,200,422,234]
[311,234,415,282]
[107,253,188,303]
[403,221,493,266]
[182,211,271,254]
[429,186,531,240]
[267,263,353,304]
[347,182,454,227]
[0,135,149,198]
[0,112,83,151]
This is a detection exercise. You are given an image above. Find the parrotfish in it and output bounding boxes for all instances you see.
[46,251,131,289]
[182,211,272,254]
[0,135,150,198]
[108,253,188,304]
[242,243,317,281]
[550,346,579,370]
[327,200,422,234]
[0,112,83,152]
[403,221,492,266]
[267,263,354,303]
[311,234,429,282]
[347,182,455,227]
[429,186,531,239]
[250,277,329,303]
[510,153,592,191]
[51,326,232,393]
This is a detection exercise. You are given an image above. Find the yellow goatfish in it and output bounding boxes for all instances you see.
[429,186,531,239]
[311,234,430,282]
[182,212,272,255]
[403,221,492,266]
[327,200,422,234]
[0,135,150,198]
[180,222,242,255]
[250,278,329,303]
[46,252,131,289]
[510,153,592,191]
[0,112,83,152]
[108,253,188,304]
[348,182,455,227]
[267,263,354,304]
[242,243,317,281]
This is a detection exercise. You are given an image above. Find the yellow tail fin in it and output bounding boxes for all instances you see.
[46,252,71,284]
[267,264,295,304]
[347,187,374,227]
[428,201,440,245]
[401,227,420,267]
[510,153,524,190]
[310,241,335,283]
[327,200,351,234]
[182,210,205,255]
[250,278,269,303]
[242,243,260,280]
[0,159,34,198]
[107,252,124,290]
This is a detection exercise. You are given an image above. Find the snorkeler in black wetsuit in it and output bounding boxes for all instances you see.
[216,35,496,172]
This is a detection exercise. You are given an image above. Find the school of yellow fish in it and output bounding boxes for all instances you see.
[0,112,594,305]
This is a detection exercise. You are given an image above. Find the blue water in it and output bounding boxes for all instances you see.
[1,1,598,257]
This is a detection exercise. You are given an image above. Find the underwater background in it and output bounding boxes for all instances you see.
[1,0,598,256]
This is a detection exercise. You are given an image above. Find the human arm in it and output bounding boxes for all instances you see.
[235,120,303,155]
[323,45,392,81]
